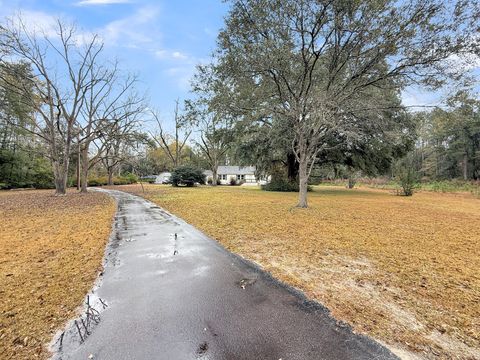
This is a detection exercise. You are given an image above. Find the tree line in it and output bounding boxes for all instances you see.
[412,94,480,181]
[1,1,479,209]
[0,17,146,194]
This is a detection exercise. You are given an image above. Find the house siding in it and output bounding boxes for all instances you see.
[204,166,269,185]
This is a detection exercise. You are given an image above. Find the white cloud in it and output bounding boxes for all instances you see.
[172,51,187,60]
[155,50,188,61]
[76,0,131,6]
[6,6,161,52]
[154,50,168,58]
[164,56,209,90]
[154,50,207,90]
[100,6,160,46]
[165,66,194,90]
[8,11,99,47]
[203,27,216,37]
[10,6,162,51]
[12,10,59,38]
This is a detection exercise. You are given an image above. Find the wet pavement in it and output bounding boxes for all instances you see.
[51,189,398,360]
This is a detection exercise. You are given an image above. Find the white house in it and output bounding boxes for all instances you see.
[155,172,172,184]
[204,166,267,185]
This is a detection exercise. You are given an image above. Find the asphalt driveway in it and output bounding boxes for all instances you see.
[51,189,398,360]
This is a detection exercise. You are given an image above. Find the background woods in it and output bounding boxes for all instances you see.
[0,1,479,203]
[0,17,146,193]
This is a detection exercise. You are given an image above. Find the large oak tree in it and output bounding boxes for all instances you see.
[217,0,479,207]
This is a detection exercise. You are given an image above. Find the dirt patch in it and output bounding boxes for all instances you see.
[0,189,115,359]
[112,184,480,359]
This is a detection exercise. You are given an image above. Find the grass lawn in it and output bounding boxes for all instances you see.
[0,190,115,359]
[115,184,480,359]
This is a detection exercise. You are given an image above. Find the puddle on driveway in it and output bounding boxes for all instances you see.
[50,188,399,360]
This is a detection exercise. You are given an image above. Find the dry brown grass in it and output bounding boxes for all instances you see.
[0,189,115,359]
[115,184,480,359]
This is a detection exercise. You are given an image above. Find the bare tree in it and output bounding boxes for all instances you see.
[78,64,144,192]
[189,64,234,185]
[149,99,192,169]
[96,103,146,185]
[0,16,105,195]
[196,113,232,185]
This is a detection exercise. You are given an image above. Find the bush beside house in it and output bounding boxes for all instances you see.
[171,166,206,187]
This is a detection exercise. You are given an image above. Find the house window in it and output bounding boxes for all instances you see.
[237,174,245,180]
[221,174,227,180]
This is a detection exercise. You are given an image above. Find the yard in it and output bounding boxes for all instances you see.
[114,184,480,359]
[0,190,115,359]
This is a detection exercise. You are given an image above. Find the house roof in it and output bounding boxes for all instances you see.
[217,166,256,175]
[203,166,256,177]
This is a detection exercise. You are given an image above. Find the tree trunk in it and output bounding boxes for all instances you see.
[76,153,80,191]
[348,177,356,189]
[76,136,81,191]
[53,160,68,195]
[287,152,299,182]
[51,125,73,195]
[107,169,114,186]
[80,146,89,193]
[211,158,219,186]
[297,155,309,208]
[347,167,356,189]
[212,168,218,186]
[463,152,468,180]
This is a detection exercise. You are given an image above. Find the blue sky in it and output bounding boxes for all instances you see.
[0,0,228,124]
[0,0,477,127]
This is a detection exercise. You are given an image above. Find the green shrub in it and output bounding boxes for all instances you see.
[32,167,54,189]
[87,173,138,187]
[262,177,312,192]
[207,177,213,185]
[0,150,54,189]
[229,177,237,186]
[113,177,129,185]
[123,172,139,184]
[394,158,419,196]
[88,176,108,187]
[420,179,480,193]
[171,166,206,187]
